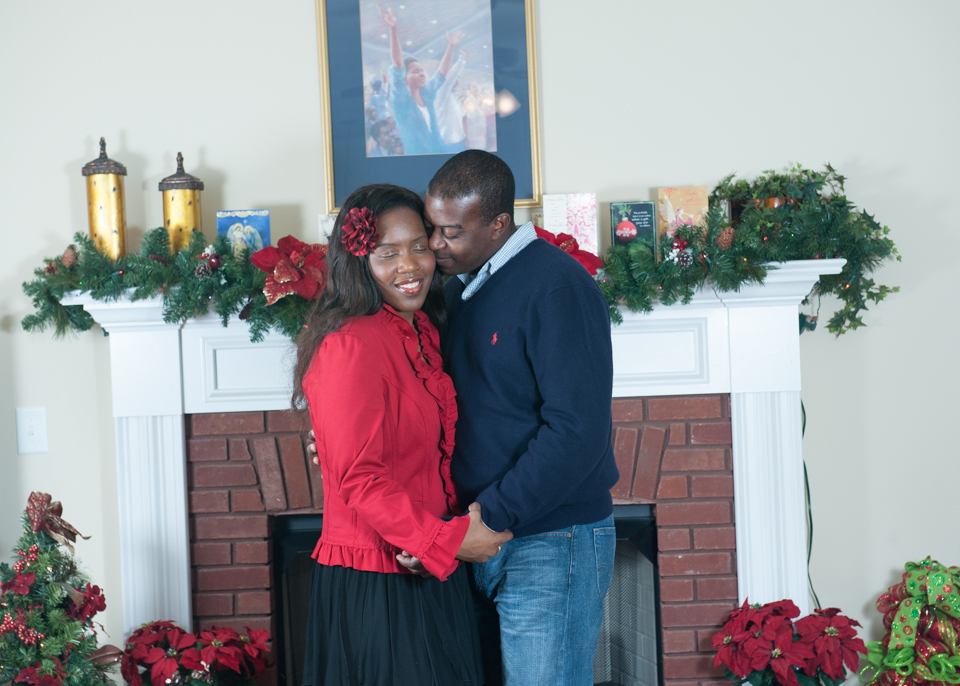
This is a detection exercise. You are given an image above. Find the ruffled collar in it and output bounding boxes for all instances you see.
[376,305,457,464]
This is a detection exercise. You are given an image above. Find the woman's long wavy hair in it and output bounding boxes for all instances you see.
[291,183,447,408]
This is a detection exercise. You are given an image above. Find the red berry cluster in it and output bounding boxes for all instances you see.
[0,608,44,646]
[13,545,40,574]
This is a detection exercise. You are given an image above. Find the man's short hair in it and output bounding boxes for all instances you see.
[427,150,515,224]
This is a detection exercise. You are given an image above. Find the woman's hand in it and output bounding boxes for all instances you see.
[396,551,433,578]
[307,430,318,465]
[456,502,512,563]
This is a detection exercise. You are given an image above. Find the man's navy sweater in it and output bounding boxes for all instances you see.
[443,238,619,538]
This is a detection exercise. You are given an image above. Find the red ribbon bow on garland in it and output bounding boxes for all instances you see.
[251,236,328,306]
[340,207,379,257]
[25,491,89,552]
[534,226,604,275]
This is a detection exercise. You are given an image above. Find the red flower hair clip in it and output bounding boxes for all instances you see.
[341,207,379,257]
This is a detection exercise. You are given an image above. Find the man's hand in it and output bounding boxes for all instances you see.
[456,502,512,563]
[396,551,433,578]
[447,30,465,46]
[307,430,318,466]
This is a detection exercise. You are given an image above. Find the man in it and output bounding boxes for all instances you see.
[422,150,619,685]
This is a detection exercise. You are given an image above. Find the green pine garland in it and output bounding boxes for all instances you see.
[21,228,311,343]
[0,511,115,686]
[600,165,899,334]
[22,164,898,341]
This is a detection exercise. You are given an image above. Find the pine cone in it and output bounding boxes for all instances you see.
[717,227,735,251]
[677,251,693,269]
[44,261,58,275]
[194,261,213,279]
[61,247,77,268]
[147,254,169,266]
[239,302,253,321]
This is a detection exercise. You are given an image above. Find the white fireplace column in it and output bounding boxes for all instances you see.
[608,259,844,615]
[61,294,192,637]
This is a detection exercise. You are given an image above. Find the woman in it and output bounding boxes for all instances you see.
[295,184,509,686]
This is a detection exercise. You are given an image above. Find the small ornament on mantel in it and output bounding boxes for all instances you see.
[159,152,204,254]
[81,137,127,260]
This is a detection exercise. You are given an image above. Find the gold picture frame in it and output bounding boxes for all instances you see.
[314,0,542,213]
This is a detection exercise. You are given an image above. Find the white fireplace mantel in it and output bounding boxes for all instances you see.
[64,258,845,636]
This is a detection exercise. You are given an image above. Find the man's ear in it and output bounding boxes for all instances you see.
[489,212,513,241]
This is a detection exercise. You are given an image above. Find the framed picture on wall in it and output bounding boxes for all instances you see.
[314,0,542,212]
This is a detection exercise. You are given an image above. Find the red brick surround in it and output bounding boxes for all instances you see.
[187,394,735,686]
[187,410,319,641]
[612,394,736,686]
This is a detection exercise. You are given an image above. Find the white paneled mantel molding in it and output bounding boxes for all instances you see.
[63,257,844,633]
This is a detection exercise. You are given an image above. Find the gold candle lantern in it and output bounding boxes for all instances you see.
[82,138,128,260]
[159,152,204,253]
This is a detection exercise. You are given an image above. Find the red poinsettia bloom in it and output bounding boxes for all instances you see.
[534,227,604,275]
[713,611,755,676]
[251,236,328,306]
[764,625,815,686]
[67,583,106,622]
[340,207,380,257]
[120,654,143,686]
[1,572,35,595]
[144,628,198,685]
[199,626,244,673]
[240,628,271,658]
[795,608,866,680]
[15,659,65,686]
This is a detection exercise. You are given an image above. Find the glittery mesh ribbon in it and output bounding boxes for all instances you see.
[25,491,90,552]
[862,557,960,685]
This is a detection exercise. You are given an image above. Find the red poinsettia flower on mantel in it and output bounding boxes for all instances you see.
[534,226,604,275]
[251,236,328,306]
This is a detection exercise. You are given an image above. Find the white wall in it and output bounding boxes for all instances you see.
[1,0,957,648]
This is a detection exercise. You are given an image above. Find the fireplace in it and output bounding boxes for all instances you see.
[182,391,736,686]
[63,257,843,686]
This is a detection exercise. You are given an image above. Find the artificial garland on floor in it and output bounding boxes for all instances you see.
[22,164,899,341]
[600,165,899,334]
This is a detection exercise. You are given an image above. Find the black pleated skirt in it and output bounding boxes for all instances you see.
[301,562,484,686]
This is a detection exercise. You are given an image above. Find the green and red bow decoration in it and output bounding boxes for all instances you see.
[862,557,960,686]
[25,492,89,552]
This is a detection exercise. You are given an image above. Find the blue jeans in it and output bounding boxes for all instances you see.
[470,514,616,686]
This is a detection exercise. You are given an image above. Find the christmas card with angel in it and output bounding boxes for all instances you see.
[217,209,271,259]
[657,186,709,246]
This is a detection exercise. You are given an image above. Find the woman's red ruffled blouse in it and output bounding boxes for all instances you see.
[304,305,468,581]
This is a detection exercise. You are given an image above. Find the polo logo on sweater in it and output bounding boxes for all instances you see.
[491,332,498,345]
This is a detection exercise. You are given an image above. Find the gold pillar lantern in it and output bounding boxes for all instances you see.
[159,152,204,253]
[82,137,127,260]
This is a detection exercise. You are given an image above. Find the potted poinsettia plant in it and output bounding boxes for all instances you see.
[121,621,269,686]
[713,600,866,686]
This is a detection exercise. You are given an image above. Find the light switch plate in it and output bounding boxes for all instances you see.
[16,407,48,454]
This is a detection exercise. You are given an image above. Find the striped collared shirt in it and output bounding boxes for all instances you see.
[458,221,537,300]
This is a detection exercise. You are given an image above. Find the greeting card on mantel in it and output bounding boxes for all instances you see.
[542,193,599,255]
[657,186,709,242]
